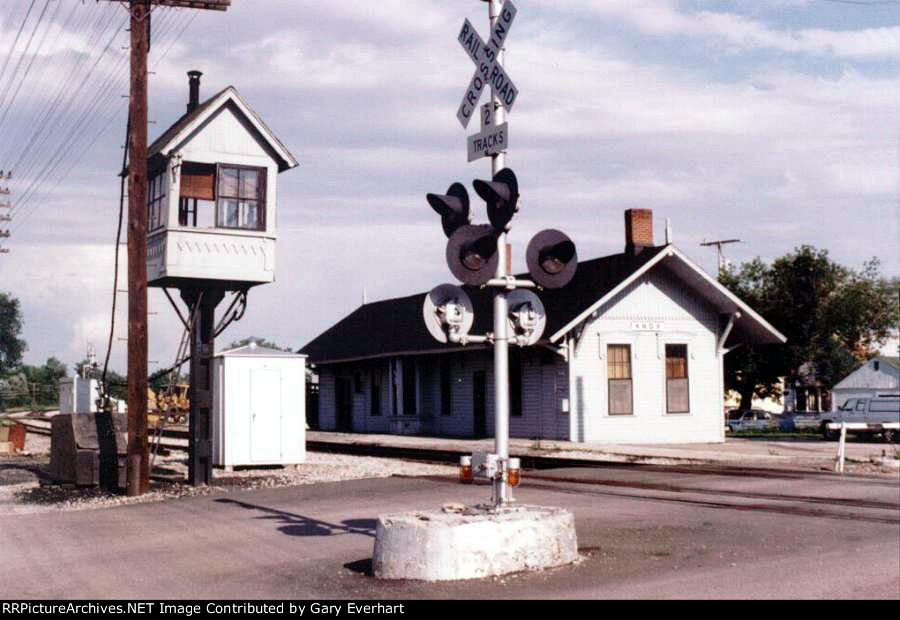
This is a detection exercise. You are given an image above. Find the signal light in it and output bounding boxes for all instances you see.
[507,457,521,487]
[446,224,499,286]
[459,455,473,484]
[426,182,471,238]
[526,229,578,289]
[473,168,519,232]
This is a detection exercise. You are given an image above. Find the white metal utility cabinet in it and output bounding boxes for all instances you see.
[212,343,307,468]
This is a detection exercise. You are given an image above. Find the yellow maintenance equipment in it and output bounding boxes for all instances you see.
[147,384,189,427]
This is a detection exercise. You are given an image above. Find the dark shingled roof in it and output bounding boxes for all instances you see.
[299,246,668,365]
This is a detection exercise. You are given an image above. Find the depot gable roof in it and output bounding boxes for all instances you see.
[299,244,785,366]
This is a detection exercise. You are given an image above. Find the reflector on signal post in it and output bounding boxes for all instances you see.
[473,168,519,231]
[446,224,499,286]
[427,182,471,238]
[526,229,578,289]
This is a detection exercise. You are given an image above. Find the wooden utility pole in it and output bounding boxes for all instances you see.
[101,0,232,496]
[700,238,741,276]
[126,0,151,497]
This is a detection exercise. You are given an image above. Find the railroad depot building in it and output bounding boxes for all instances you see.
[300,210,785,444]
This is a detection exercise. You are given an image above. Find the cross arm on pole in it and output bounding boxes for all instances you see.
[98,0,231,9]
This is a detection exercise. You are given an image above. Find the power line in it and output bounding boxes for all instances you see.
[0,0,67,138]
[7,14,129,222]
[10,7,126,186]
[0,0,39,93]
[0,0,53,125]
[1,0,101,167]
[7,6,194,236]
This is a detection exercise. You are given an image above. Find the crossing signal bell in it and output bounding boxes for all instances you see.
[427,182,471,238]
[473,168,519,231]
[527,229,578,289]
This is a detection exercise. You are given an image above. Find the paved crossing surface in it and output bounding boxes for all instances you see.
[1,465,898,599]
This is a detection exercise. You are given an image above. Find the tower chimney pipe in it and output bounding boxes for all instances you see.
[187,70,203,113]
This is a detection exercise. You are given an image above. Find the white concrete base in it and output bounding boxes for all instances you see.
[372,504,579,581]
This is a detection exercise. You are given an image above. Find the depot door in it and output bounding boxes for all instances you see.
[336,377,353,432]
[250,368,282,462]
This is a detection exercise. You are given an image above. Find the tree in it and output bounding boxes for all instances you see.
[227,337,293,352]
[719,259,786,409]
[2,357,69,408]
[720,246,899,409]
[0,292,26,376]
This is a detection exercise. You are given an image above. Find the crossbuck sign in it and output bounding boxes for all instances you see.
[456,0,518,130]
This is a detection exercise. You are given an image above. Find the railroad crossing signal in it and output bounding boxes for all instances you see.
[456,1,518,128]
[526,229,578,289]
[473,167,518,231]
[445,223,499,286]
[427,183,471,238]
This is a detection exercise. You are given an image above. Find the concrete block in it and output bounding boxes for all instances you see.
[373,504,579,581]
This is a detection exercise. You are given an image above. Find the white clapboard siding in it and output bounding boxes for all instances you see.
[174,104,280,235]
[570,268,723,443]
[313,265,732,444]
[148,102,284,286]
[832,358,899,390]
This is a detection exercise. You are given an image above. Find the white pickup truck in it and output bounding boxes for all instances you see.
[821,397,899,442]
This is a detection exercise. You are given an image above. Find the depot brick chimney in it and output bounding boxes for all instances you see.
[624,208,653,255]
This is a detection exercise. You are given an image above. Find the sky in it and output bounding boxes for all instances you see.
[0,0,898,374]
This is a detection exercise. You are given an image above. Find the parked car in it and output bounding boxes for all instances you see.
[779,411,823,432]
[726,409,777,433]
[820,397,899,442]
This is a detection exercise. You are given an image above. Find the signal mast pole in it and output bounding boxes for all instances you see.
[488,0,510,505]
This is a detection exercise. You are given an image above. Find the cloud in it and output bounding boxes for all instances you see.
[580,0,900,59]
[1,0,898,367]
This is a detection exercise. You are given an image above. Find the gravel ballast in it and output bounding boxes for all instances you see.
[0,432,455,515]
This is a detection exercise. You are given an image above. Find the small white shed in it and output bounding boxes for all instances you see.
[212,342,306,468]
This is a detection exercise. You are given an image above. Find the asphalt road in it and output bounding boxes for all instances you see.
[1,465,898,600]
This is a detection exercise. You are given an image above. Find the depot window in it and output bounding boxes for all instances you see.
[607,344,633,415]
[665,344,690,414]
[216,165,266,231]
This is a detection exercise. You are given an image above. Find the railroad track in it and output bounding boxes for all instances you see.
[305,439,898,484]
[14,419,894,481]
